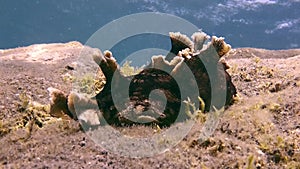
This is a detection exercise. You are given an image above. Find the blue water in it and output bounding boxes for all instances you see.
[1,0,299,51]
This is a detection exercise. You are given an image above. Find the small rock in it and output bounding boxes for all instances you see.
[65,65,75,70]
[43,57,53,61]
[235,146,242,151]
[270,82,281,92]
[100,150,108,155]
[98,157,106,162]
[257,149,265,156]
[256,163,262,169]
[79,140,86,147]
[107,161,113,166]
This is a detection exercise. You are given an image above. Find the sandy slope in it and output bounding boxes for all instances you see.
[0,42,299,168]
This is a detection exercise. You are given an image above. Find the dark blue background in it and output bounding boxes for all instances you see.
[1,0,299,51]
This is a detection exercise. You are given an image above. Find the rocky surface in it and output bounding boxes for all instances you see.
[0,42,299,168]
